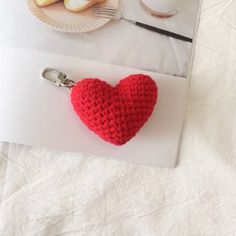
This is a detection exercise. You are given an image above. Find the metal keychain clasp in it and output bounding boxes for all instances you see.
[42,67,75,88]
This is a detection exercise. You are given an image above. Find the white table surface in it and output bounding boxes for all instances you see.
[0,0,199,77]
[1,0,236,235]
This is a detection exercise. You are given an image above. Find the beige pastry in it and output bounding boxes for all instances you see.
[35,0,61,7]
[64,0,107,12]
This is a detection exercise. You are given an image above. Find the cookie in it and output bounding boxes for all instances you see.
[64,0,107,12]
[35,0,61,7]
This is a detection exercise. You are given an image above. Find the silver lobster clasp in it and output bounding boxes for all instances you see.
[42,67,75,88]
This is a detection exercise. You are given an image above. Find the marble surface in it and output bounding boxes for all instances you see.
[0,0,199,77]
[1,0,236,235]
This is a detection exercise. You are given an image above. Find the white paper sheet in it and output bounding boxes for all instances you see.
[0,46,187,167]
[0,0,199,77]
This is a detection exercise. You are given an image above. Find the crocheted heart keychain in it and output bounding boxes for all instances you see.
[42,67,158,146]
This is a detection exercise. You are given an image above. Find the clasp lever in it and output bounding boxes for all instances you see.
[42,67,75,88]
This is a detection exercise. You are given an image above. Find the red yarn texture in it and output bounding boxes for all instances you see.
[70,74,158,146]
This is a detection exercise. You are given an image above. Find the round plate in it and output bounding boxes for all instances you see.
[27,0,119,33]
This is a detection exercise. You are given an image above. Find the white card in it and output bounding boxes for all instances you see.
[0,0,201,167]
[0,46,187,167]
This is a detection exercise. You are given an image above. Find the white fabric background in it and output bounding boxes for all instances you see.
[1,0,236,235]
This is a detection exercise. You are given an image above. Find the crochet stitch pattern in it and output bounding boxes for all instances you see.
[71,74,158,145]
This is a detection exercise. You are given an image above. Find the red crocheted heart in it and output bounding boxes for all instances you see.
[70,74,158,146]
